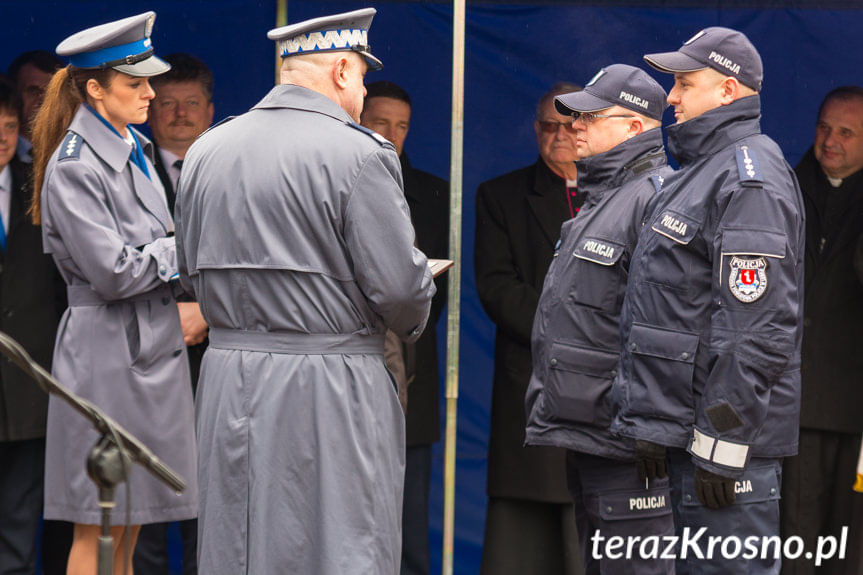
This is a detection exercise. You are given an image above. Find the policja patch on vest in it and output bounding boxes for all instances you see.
[728,256,767,302]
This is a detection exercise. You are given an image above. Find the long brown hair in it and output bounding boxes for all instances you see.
[30,65,114,224]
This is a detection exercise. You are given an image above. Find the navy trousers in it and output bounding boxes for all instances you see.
[566,450,674,575]
[668,448,782,575]
[401,445,431,575]
[0,439,44,575]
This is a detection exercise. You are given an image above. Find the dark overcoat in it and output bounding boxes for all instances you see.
[401,153,449,447]
[0,158,64,441]
[474,158,571,502]
[797,148,863,433]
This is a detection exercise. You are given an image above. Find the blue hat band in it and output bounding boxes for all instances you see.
[279,28,367,57]
[69,37,152,69]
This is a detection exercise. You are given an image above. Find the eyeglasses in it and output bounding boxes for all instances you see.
[571,112,635,125]
[537,120,577,134]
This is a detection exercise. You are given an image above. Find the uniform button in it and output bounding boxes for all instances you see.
[162,297,171,305]
[159,265,167,275]
[610,370,617,377]
[606,506,613,513]
[4,309,14,318]
[685,494,692,502]
[803,317,811,327]
[629,342,637,351]
[680,352,689,360]
[769,487,777,496]
[550,358,558,366]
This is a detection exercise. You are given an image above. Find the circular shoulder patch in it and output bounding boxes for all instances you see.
[728,256,768,303]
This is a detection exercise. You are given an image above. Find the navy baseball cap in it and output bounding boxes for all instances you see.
[554,64,668,121]
[268,8,383,71]
[56,12,170,77]
[644,27,763,92]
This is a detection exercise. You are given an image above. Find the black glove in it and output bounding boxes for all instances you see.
[694,466,736,509]
[634,440,667,482]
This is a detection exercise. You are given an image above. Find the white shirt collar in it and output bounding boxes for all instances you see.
[0,164,13,234]
[158,147,183,191]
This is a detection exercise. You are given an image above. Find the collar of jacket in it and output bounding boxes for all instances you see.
[666,94,762,166]
[68,105,154,173]
[575,127,667,205]
[796,145,863,197]
[252,83,355,125]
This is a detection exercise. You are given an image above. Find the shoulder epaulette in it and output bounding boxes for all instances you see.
[199,115,236,138]
[736,144,763,186]
[57,131,83,162]
[348,122,391,147]
[649,174,665,193]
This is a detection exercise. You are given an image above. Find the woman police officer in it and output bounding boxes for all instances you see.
[30,13,197,574]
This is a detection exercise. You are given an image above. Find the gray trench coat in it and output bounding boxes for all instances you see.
[176,85,434,575]
[40,105,198,525]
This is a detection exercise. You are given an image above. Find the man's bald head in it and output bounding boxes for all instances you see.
[279,51,368,122]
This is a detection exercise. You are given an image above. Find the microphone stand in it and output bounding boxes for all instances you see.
[0,331,186,575]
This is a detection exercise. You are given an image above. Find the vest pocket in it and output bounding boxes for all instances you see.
[571,237,625,311]
[626,323,699,422]
[546,341,619,427]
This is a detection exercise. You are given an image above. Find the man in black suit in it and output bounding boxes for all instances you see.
[474,83,583,575]
[5,50,62,163]
[781,86,863,575]
[0,77,64,575]
[135,53,213,575]
[360,80,449,575]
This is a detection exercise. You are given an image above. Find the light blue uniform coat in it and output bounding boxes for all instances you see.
[41,105,198,525]
[176,84,435,575]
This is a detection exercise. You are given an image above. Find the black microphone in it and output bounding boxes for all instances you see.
[0,330,185,493]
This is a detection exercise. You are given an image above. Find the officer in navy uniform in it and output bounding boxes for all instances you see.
[526,64,674,575]
[175,9,434,575]
[32,12,198,574]
[610,28,805,574]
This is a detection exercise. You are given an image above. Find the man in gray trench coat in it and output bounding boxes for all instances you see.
[175,8,435,575]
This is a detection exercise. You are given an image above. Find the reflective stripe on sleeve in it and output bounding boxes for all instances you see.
[691,428,749,469]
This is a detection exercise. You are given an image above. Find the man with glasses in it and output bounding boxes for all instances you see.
[526,64,674,575]
[475,82,582,575]
[610,28,804,574]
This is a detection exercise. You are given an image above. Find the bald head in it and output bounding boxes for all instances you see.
[279,51,368,122]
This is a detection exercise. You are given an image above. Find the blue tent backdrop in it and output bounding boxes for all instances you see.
[4,2,863,573]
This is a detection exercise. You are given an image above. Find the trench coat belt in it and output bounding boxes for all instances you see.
[208,328,385,355]
[66,284,173,307]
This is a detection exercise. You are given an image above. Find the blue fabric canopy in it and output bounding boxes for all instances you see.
[5,2,862,572]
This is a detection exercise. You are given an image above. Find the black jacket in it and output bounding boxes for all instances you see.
[475,158,573,502]
[0,158,65,441]
[154,143,206,390]
[611,96,805,477]
[401,153,449,446]
[797,148,863,433]
[526,129,670,461]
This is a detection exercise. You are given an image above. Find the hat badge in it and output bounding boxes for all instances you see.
[145,15,154,37]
